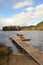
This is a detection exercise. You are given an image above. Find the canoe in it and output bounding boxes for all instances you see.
[22,38,31,41]
[17,34,24,38]
[16,34,31,41]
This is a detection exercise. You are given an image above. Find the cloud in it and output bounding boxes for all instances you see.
[0,3,43,28]
[0,0,34,8]
[12,0,34,9]
[26,7,34,12]
[34,3,43,19]
[26,3,43,19]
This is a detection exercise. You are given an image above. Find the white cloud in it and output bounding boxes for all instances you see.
[0,3,43,28]
[35,3,43,11]
[12,0,34,9]
[26,3,43,19]
[0,0,34,8]
[26,7,34,12]
[34,3,43,18]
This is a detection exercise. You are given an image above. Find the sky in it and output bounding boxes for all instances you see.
[0,0,43,28]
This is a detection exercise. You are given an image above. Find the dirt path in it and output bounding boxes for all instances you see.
[8,54,39,65]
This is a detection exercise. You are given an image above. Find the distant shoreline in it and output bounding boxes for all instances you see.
[1,21,43,31]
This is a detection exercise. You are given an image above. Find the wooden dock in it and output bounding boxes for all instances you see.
[10,36,43,65]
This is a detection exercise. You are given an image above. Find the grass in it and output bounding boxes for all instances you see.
[0,44,12,65]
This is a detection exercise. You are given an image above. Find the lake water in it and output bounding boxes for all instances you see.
[0,31,43,53]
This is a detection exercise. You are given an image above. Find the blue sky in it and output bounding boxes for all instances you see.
[0,0,43,28]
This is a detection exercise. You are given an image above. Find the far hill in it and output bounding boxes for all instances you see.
[2,21,43,31]
[35,21,43,30]
[21,25,35,30]
[21,21,43,30]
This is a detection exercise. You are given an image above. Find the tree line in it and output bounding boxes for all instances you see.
[2,21,43,31]
[2,26,21,31]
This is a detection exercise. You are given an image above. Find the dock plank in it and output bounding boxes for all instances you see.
[11,36,43,65]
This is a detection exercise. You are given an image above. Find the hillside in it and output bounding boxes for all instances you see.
[21,26,35,30]
[35,21,43,30]
[2,21,43,31]
[21,21,43,30]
